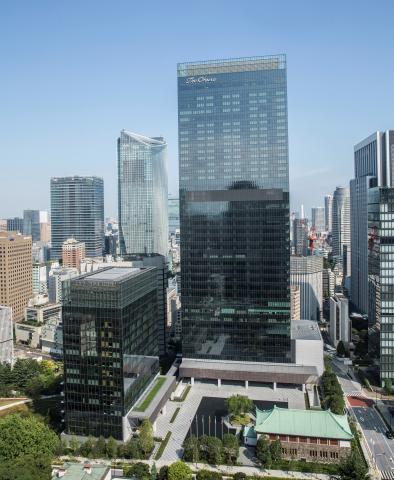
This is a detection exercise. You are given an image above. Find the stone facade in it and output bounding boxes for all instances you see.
[265,435,348,464]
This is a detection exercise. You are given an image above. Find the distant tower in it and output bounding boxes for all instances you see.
[117,131,168,257]
[332,187,350,261]
[324,195,333,233]
[311,206,325,233]
[50,176,104,259]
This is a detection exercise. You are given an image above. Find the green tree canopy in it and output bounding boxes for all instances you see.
[196,470,222,480]
[385,379,393,394]
[182,435,199,463]
[0,414,57,461]
[98,435,106,455]
[125,439,140,459]
[337,453,371,480]
[255,434,270,466]
[106,436,118,459]
[158,466,168,480]
[233,473,247,480]
[269,438,282,461]
[150,462,158,480]
[124,462,149,480]
[354,339,367,357]
[222,434,239,463]
[337,341,346,356]
[167,462,192,480]
[224,394,254,416]
[138,418,154,456]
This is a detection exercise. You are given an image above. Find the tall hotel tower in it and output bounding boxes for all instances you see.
[50,176,104,259]
[118,131,168,257]
[178,56,291,365]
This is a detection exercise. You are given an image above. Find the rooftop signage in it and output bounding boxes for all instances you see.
[186,76,216,84]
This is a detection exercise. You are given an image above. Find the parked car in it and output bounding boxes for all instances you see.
[386,430,393,439]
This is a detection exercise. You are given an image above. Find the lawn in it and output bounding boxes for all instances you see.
[0,399,25,407]
[134,378,167,412]
[0,403,31,416]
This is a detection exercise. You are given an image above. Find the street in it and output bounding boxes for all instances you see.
[330,360,362,397]
[352,406,394,478]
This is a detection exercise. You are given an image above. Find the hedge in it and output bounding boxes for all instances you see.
[170,407,180,423]
[172,385,191,402]
[357,369,372,391]
[155,431,172,460]
[134,377,166,411]
[375,406,394,437]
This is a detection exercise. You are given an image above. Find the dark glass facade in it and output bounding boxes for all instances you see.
[63,266,159,440]
[368,187,394,385]
[178,56,291,363]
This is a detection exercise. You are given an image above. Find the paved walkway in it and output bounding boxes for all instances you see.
[59,456,333,479]
[154,380,305,462]
[0,398,31,411]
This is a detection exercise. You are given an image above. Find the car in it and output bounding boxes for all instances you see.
[386,430,393,439]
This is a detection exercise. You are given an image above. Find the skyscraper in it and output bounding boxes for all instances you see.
[50,176,104,259]
[350,132,394,315]
[293,217,309,256]
[63,266,159,440]
[311,206,325,233]
[178,55,290,364]
[368,187,394,385]
[332,187,350,261]
[117,131,168,257]
[325,195,333,233]
[23,210,41,241]
[6,217,23,233]
[0,231,33,322]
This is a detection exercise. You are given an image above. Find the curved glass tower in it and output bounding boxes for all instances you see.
[118,131,168,257]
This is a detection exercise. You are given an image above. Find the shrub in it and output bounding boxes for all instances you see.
[196,470,222,480]
[167,462,192,480]
[233,473,247,480]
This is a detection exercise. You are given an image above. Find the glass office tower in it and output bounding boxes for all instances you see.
[50,176,104,259]
[368,187,394,386]
[63,266,159,440]
[178,55,291,363]
[23,210,41,241]
[118,131,168,257]
[168,195,180,234]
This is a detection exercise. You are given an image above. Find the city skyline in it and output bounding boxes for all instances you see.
[2,1,394,219]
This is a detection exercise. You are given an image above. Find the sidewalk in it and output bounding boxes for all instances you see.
[58,456,335,479]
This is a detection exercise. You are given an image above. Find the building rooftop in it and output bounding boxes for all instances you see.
[52,463,110,480]
[254,406,353,440]
[291,320,322,341]
[82,267,140,282]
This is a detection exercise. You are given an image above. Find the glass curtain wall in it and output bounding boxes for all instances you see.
[118,132,168,257]
[178,56,291,363]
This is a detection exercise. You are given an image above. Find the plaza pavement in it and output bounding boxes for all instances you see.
[155,380,306,462]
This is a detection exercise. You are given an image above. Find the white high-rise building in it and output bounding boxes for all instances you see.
[311,206,325,233]
[324,195,333,233]
[117,131,168,257]
[290,255,323,321]
[0,306,13,365]
[332,187,350,261]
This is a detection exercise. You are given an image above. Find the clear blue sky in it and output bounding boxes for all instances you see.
[1,0,394,219]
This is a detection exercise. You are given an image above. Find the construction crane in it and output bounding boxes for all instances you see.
[368,226,379,250]
[308,226,316,250]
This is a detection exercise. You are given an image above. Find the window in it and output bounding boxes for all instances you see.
[320,451,328,458]
[290,449,297,455]
[330,452,338,459]
[330,439,338,446]
[310,450,318,457]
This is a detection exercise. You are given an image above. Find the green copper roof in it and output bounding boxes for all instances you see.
[254,406,353,440]
[243,426,257,438]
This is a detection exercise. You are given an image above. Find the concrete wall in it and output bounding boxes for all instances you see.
[292,338,324,376]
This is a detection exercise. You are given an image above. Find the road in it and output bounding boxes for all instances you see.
[352,405,394,478]
[329,359,394,478]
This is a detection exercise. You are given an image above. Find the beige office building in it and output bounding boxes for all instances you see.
[0,231,33,322]
[290,284,301,320]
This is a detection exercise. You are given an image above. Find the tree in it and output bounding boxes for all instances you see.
[125,439,140,459]
[222,434,239,464]
[182,435,199,464]
[255,434,271,466]
[269,438,282,461]
[70,435,79,454]
[151,462,158,480]
[196,470,222,480]
[0,464,32,480]
[206,436,222,464]
[385,379,393,395]
[345,350,350,358]
[25,376,45,398]
[138,418,154,456]
[38,360,55,377]
[225,394,254,416]
[10,359,40,392]
[118,443,125,459]
[289,453,296,476]
[158,466,168,480]
[265,449,272,472]
[354,339,367,357]
[337,453,371,480]
[310,459,321,479]
[337,341,346,357]
[330,393,346,415]
[167,462,192,480]
[124,462,149,480]
[106,436,118,459]
[0,414,57,461]
[233,474,247,480]
[98,435,106,455]
[55,439,67,457]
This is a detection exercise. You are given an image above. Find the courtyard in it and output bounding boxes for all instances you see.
[154,378,306,462]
